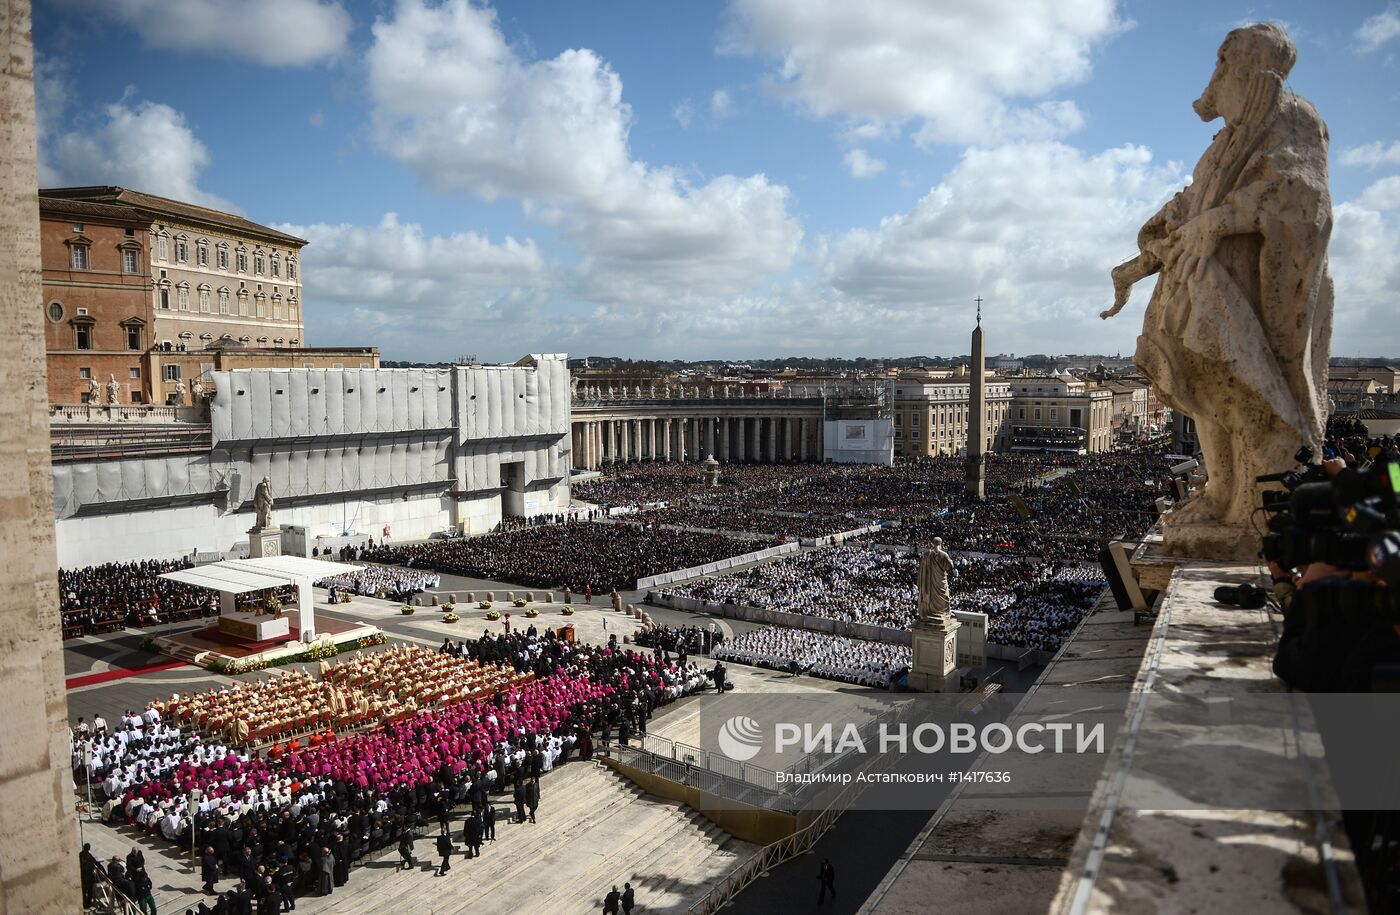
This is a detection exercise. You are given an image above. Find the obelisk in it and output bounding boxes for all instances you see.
[965,297,987,500]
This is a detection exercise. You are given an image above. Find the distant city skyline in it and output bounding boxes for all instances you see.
[34,0,1400,362]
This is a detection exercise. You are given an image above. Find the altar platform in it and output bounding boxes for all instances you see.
[149,609,379,668]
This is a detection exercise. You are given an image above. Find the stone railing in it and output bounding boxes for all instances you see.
[571,382,890,404]
[49,404,205,424]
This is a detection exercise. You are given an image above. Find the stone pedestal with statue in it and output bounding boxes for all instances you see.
[247,476,280,558]
[907,537,963,692]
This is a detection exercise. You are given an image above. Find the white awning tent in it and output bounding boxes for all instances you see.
[160,555,349,641]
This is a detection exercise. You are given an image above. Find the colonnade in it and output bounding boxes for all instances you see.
[570,415,815,470]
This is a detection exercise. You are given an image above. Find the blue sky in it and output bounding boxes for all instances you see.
[33,0,1400,362]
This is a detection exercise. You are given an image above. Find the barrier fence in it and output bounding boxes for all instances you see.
[635,541,801,590]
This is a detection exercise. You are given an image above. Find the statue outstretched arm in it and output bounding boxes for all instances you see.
[1101,255,1157,320]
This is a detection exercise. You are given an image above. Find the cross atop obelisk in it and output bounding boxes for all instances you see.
[975,295,983,325]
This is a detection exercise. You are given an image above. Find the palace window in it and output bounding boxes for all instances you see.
[236,249,248,273]
[254,251,264,275]
[175,238,188,263]
[287,259,296,280]
[218,288,230,315]
[164,364,181,382]
[70,244,89,269]
[159,285,170,310]
[197,241,209,266]
[177,285,190,311]
[271,253,280,277]
[198,286,211,313]
[126,325,142,351]
[217,246,229,269]
[75,324,91,350]
[122,249,139,273]
[157,233,168,261]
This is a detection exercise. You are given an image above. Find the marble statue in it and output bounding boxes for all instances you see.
[1101,22,1332,558]
[916,538,953,619]
[253,477,274,529]
[191,377,205,399]
[174,379,186,405]
[106,374,120,405]
[86,376,99,402]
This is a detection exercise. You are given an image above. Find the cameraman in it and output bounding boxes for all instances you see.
[1271,454,1398,693]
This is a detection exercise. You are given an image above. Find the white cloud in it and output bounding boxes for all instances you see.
[721,0,1122,145]
[1332,181,1400,355]
[276,213,557,354]
[710,88,734,119]
[34,53,69,187]
[48,97,232,210]
[1339,140,1400,168]
[843,148,887,179]
[88,0,352,67]
[366,0,802,301]
[673,100,696,127]
[1357,176,1400,212]
[1356,4,1400,54]
[821,141,1182,350]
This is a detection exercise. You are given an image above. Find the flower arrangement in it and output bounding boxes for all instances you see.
[357,633,387,648]
[301,642,340,661]
[401,605,415,615]
[261,595,283,615]
[443,612,461,623]
[484,610,502,621]
[339,590,353,604]
[513,598,528,608]
[525,608,539,618]
[478,600,493,610]
[561,606,575,616]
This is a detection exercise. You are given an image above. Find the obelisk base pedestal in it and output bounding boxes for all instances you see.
[907,615,962,693]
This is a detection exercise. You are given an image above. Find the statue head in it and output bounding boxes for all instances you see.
[931,537,944,549]
[1194,22,1295,125]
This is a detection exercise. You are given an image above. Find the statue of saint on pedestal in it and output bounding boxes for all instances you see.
[86,377,100,403]
[1101,23,1332,557]
[106,374,120,405]
[254,477,275,529]
[916,538,953,619]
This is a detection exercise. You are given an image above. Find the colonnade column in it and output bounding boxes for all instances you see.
[674,417,687,463]
[705,418,716,459]
[767,417,778,463]
[718,417,730,462]
[783,417,793,461]
[735,417,746,464]
[663,418,673,461]
[798,418,808,461]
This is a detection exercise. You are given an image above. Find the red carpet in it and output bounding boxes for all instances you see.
[66,659,188,689]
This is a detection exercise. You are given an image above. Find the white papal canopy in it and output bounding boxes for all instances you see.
[161,555,348,641]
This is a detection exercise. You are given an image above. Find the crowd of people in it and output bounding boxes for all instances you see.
[159,671,412,747]
[77,629,712,912]
[659,543,1107,658]
[632,623,723,657]
[714,627,911,687]
[59,557,215,638]
[314,565,441,601]
[363,523,774,593]
[323,645,532,708]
